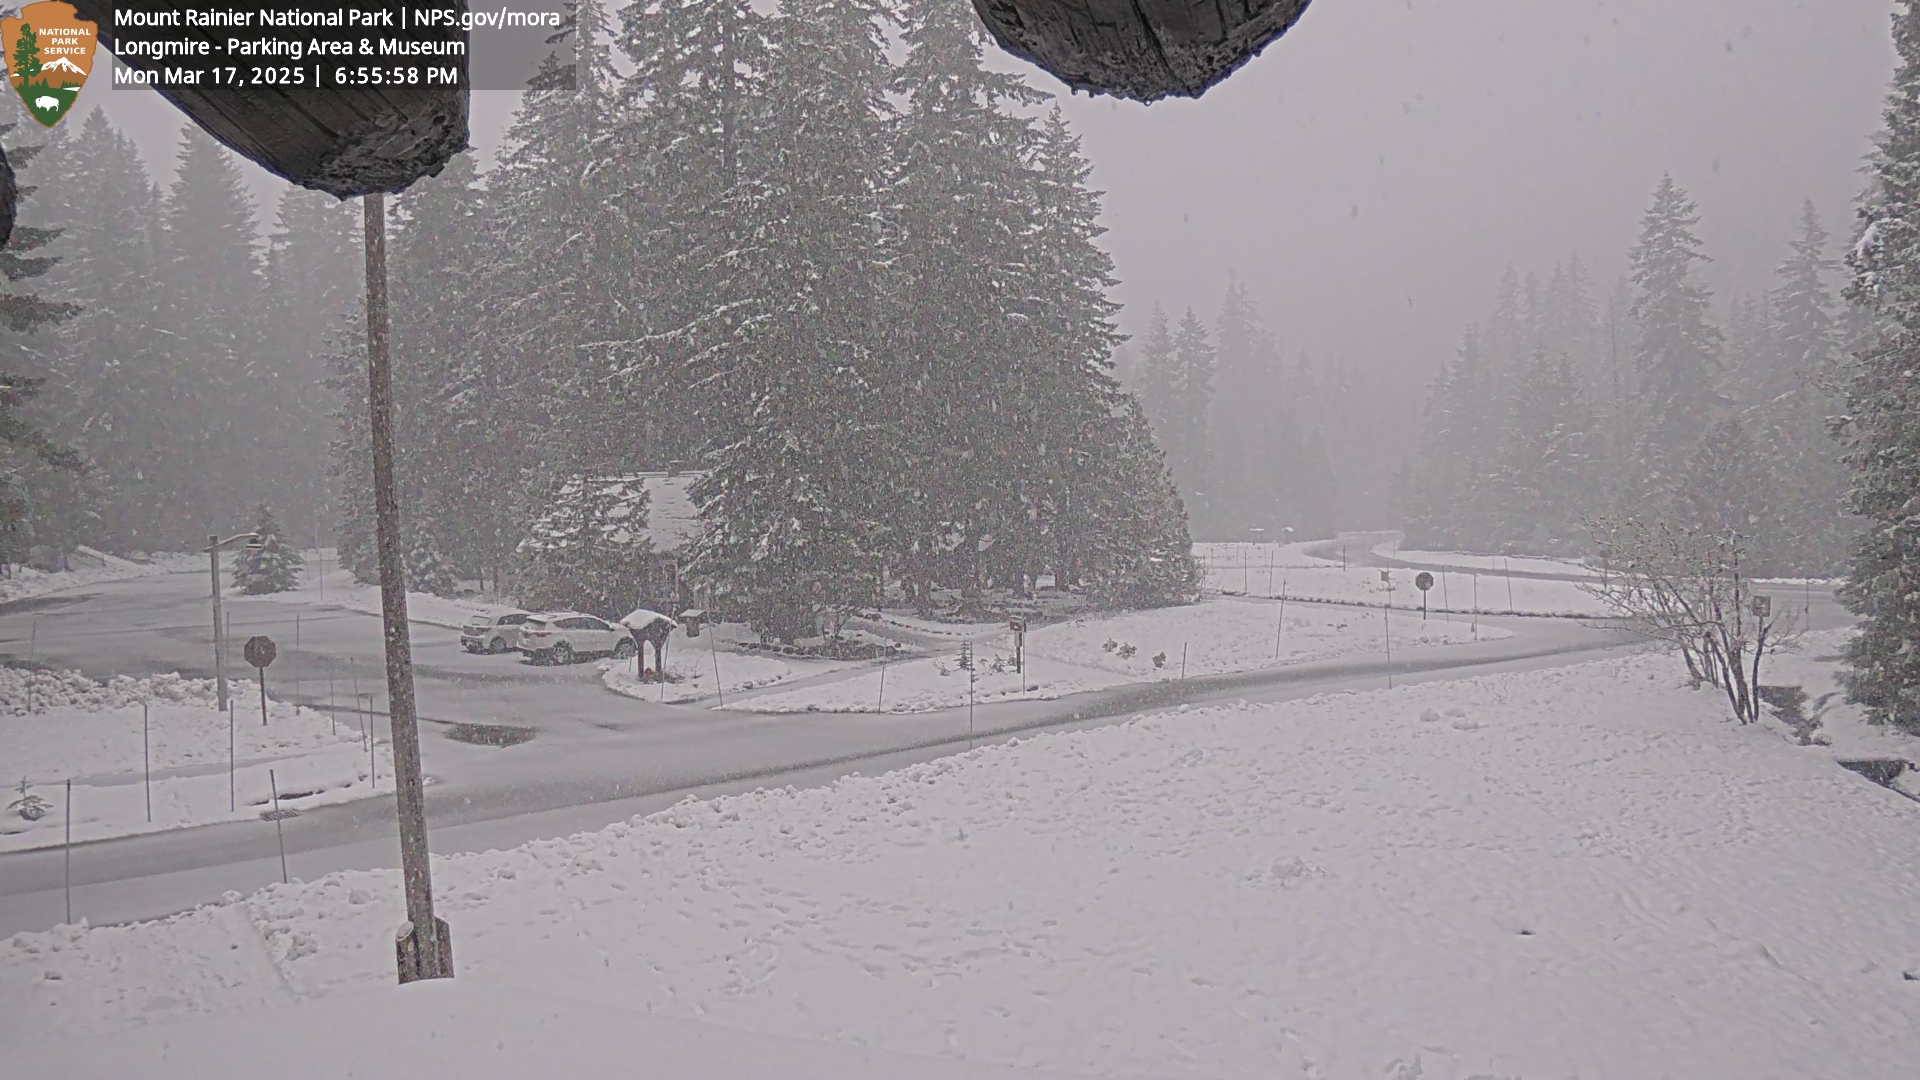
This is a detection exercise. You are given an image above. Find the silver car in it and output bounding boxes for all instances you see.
[461,611,535,654]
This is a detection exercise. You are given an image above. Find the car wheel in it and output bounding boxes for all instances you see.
[489,637,508,654]
[553,642,575,666]
[614,639,636,659]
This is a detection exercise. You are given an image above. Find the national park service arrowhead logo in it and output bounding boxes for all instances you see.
[2,2,94,128]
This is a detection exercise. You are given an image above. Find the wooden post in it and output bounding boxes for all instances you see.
[63,778,71,924]
[269,768,288,885]
[142,703,151,823]
[364,192,448,982]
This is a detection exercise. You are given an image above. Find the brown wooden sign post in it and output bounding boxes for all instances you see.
[244,635,276,726]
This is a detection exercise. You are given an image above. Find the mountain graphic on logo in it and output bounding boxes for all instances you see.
[1,2,97,128]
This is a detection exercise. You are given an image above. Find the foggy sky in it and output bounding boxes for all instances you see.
[82,0,1897,386]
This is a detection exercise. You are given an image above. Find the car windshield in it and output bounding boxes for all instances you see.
[8,4,1914,1077]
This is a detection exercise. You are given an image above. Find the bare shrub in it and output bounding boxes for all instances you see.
[1585,517,1798,724]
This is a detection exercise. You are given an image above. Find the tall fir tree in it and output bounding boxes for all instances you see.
[234,502,300,594]
[35,110,166,552]
[1165,307,1216,532]
[1628,174,1724,500]
[685,0,899,631]
[1839,0,1920,731]
[155,126,266,547]
[1757,202,1850,573]
[0,116,80,562]
[1493,347,1598,551]
[260,185,360,548]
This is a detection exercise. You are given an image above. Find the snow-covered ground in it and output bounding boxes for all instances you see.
[0,669,388,852]
[734,596,1504,714]
[7,643,1918,1077]
[0,548,196,605]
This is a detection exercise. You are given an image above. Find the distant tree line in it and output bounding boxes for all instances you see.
[0,104,357,559]
[1122,280,1369,542]
[1395,176,1853,578]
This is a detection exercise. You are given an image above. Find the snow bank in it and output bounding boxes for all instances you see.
[0,550,195,605]
[8,648,1918,1078]
[0,670,388,852]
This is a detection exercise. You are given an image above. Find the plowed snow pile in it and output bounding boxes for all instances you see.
[5,649,1918,1078]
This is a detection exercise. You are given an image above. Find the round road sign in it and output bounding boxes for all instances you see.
[1414,572,1435,592]
[244,635,277,669]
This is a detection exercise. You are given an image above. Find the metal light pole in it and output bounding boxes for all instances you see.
[206,532,262,712]
[364,192,450,983]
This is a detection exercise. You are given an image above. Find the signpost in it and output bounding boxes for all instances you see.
[245,635,277,727]
[1414,571,1434,621]
[1008,615,1027,674]
[1380,570,1394,689]
[1751,595,1772,619]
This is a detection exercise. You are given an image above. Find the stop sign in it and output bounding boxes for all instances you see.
[1415,572,1435,592]
[244,635,277,669]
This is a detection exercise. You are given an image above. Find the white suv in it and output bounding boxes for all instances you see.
[461,611,535,654]
[516,612,636,665]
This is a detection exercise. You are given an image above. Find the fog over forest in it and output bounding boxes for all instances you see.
[80,0,1897,529]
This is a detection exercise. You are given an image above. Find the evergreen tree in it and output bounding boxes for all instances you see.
[406,539,456,598]
[0,118,80,562]
[1668,416,1769,562]
[517,476,656,615]
[1136,303,1177,435]
[883,0,1046,592]
[1403,326,1497,548]
[154,127,265,547]
[1839,0,1920,731]
[1071,396,1200,605]
[390,154,506,583]
[1165,307,1216,532]
[259,185,360,546]
[234,502,300,594]
[325,311,376,583]
[1628,174,1723,497]
[1758,202,1850,574]
[684,0,898,635]
[33,110,163,552]
[1209,277,1295,538]
[1493,347,1597,551]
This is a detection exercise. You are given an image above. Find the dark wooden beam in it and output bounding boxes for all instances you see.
[972,0,1314,102]
[71,1,469,197]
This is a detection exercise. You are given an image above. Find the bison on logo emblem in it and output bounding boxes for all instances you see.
[33,95,56,110]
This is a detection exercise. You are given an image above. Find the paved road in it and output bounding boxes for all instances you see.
[0,557,1641,937]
